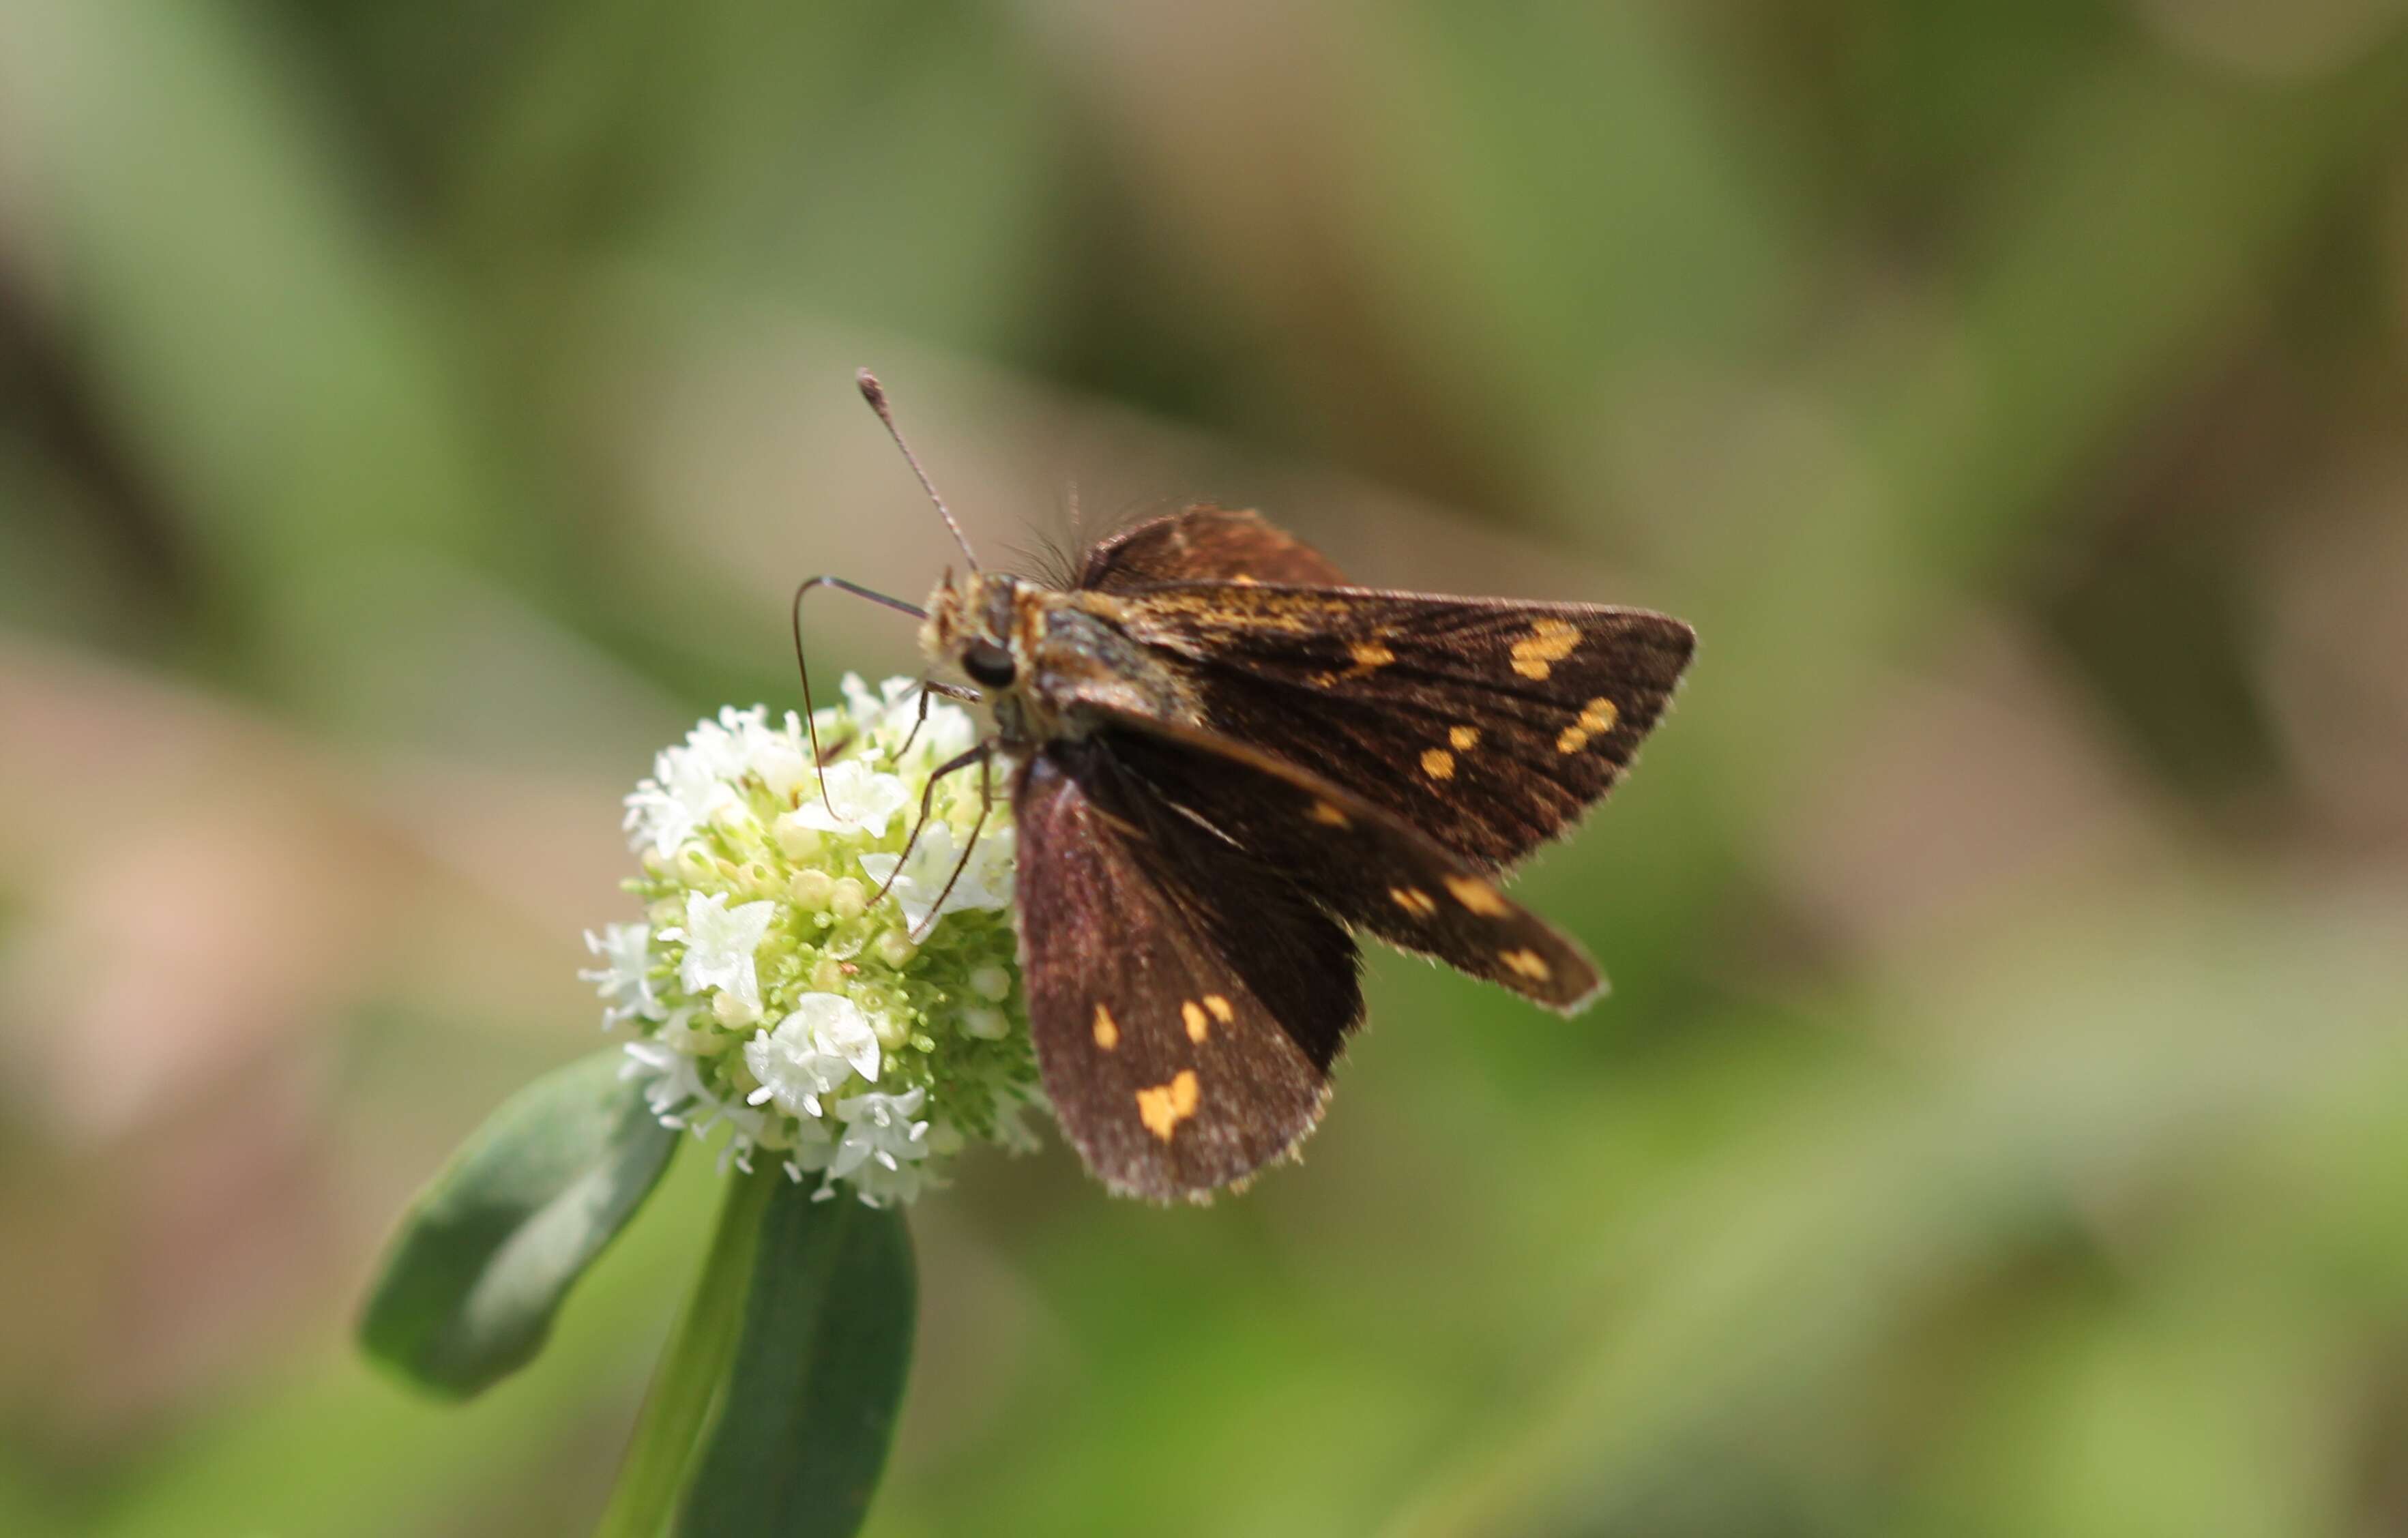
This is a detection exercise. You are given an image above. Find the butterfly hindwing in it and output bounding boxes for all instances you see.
[1084,708,1604,1011]
[1077,505,1347,592]
[1105,584,1694,868]
[1012,739,1364,1201]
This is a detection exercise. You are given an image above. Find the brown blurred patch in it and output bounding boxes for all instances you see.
[1769,614,2179,968]
[2263,462,2408,859]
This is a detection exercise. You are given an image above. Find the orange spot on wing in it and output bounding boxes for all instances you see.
[1390,886,1439,918]
[1182,999,1209,1042]
[1420,748,1456,780]
[1309,800,1351,827]
[1347,640,1396,673]
[1501,948,1553,981]
[1510,618,1581,680]
[1091,1004,1119,1050]
[1445,875,1510,917]
[1555,696,1620,754]
[1449,725,1480,751]
[1136,1070,1201,1141]
[1204,994,1235,1023]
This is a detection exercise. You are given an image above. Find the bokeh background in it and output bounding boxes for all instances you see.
[6,1,2408,1534]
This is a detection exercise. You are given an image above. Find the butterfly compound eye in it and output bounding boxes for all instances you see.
[961,640,1016,689]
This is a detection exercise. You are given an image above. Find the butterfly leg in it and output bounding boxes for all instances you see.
[866,739,992,911]
[892,677,981,762]
[904,743,996,944]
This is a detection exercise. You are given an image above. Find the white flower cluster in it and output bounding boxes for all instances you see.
[583,677,1037,1205]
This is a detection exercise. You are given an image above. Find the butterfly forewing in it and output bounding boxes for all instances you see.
[1105,583,1694,869]
[1013,741,1364,1201]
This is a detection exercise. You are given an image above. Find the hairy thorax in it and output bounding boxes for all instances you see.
[921,572,1204,748]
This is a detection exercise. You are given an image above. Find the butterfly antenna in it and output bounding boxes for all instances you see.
[856,369,979,572]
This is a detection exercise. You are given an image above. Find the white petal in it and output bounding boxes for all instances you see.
[839,672,885,725]
[792,760,911,838]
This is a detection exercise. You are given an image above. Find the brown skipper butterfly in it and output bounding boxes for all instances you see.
[794,373,1694,1200]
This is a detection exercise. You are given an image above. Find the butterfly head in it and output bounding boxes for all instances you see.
[922,565,1203,747]
[921,567,1029,694]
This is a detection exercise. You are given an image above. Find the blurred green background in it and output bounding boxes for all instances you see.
[5,1,2408,1535]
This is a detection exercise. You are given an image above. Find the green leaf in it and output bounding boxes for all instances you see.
[675,1183,917,1538]
[359,1048,679,1399]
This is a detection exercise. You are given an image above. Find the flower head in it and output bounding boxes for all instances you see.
[591,681,1036,1204]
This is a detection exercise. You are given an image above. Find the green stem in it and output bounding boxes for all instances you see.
[593,1164,779,1538]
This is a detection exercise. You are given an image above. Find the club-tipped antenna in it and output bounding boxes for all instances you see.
[856,368,978,571]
